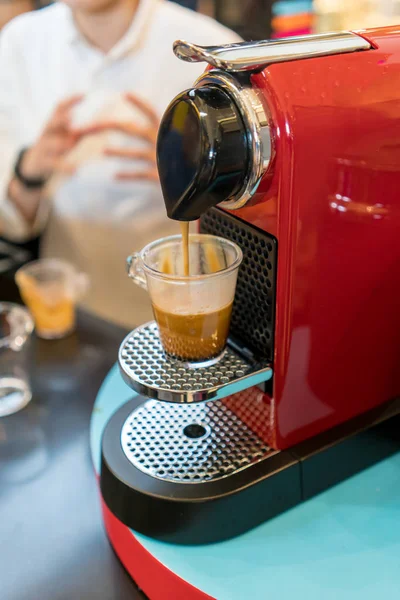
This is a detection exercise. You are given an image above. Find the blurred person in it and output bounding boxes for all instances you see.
[0,0,239,327]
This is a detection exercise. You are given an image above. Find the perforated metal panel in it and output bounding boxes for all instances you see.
[121,399,274,483]
[200,207,277,360]
[119,322,273,403]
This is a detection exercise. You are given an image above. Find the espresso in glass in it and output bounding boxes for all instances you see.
[152,300,233,362]
[127,234,243,363]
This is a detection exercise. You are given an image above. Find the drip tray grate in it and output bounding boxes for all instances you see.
[121,399,275,483]
[118,322,272,403]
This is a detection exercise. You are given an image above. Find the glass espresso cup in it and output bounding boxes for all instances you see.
[127,234,243,362]
[15,259,89,340]
[0,302,34,417]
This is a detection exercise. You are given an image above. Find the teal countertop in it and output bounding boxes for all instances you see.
[91,365,400,600]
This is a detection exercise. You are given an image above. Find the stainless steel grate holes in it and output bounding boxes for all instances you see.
[119,322,252,402]
[121,399,273,483]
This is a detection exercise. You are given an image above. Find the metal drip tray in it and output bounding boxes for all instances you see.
[121,399,275,483]
[119,322,273,403]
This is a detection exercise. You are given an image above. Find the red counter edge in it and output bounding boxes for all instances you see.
[101,498,215,600]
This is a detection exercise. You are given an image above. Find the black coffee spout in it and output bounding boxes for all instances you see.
[156,86,249,221]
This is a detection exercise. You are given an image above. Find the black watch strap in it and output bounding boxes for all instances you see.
[14,148,47,189]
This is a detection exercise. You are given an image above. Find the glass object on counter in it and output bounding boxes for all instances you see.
[127,234,243,363]
[0,302,34,417]
[15,259,89,340]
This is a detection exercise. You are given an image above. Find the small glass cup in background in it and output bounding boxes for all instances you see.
[0,302,34,417]
[127,234,243,363]
[15,259,89,340]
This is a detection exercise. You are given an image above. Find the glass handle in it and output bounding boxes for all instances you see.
[127,253,147,290]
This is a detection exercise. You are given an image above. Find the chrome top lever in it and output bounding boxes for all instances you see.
[173,32,371,73]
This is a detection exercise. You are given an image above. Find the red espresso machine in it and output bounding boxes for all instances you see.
[100,27,400,551]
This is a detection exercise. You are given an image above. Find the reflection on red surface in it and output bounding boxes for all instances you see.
[222,386,274,447]
[228,26,400,449]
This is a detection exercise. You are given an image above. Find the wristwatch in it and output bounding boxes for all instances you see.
[14,148,47,190]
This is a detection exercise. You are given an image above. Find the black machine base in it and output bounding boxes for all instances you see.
[101,396,400,545]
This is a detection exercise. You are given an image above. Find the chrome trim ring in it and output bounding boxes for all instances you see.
[195,70,272,210]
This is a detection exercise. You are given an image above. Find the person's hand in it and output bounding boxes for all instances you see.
[77,93,159,182]
[20,95,83,180]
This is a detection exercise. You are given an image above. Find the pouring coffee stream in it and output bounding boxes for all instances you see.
[160,221,223,277]
[180,222,190,276]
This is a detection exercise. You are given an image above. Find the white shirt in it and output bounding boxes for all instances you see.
[0,0,239,328]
